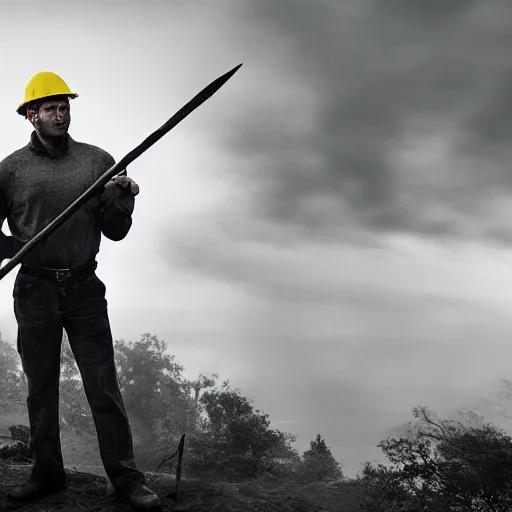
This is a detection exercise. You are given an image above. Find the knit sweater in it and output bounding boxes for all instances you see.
[0,131,133,268]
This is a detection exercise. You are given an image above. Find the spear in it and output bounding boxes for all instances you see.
[0,63,243,281]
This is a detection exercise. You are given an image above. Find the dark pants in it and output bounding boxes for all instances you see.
[13,268,146,492]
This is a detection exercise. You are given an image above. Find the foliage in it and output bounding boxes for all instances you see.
[0,339,25,414]
[114,333,192,447]
[359,406,512,511]
[59,333,93,434]
[186,381,300,481]
[298,434,343,483]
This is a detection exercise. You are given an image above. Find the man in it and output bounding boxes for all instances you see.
[0,71,162,511]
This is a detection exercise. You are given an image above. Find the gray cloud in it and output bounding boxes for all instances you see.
[219,0,512,242]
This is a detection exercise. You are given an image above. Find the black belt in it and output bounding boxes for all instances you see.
[19,261,98,282]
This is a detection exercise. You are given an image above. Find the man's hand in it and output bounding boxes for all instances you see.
[110,175,140,198]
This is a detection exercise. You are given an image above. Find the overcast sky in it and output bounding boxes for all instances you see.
[2,0,512,477]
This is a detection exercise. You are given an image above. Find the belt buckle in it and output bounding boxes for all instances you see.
[54,269,72,281]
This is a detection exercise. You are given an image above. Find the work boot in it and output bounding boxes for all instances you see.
[125,484,163,511]
[7,479,66,502]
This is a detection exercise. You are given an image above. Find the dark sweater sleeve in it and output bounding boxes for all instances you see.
[0,160,11,228]
[0,185,8,229]
[97,156,134,242]
[99,198,134,241]
[0,161,22,258]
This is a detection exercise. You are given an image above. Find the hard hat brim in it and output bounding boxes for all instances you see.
[17,92,79,116]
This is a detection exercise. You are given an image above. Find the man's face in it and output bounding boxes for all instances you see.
[29,98,71,137]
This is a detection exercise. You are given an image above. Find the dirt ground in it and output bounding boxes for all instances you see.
[0,461,365,512]
[0,421,365,511]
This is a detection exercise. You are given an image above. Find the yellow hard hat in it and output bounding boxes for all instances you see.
[17,71,78,116]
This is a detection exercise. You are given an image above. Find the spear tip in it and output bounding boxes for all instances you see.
[231,63,243,73]
[215,63,243,84]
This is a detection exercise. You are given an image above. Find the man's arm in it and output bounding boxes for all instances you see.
[99,195,134,242]
[0,179,20,260]
[98,174,139,242]
[0,231,20,260]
